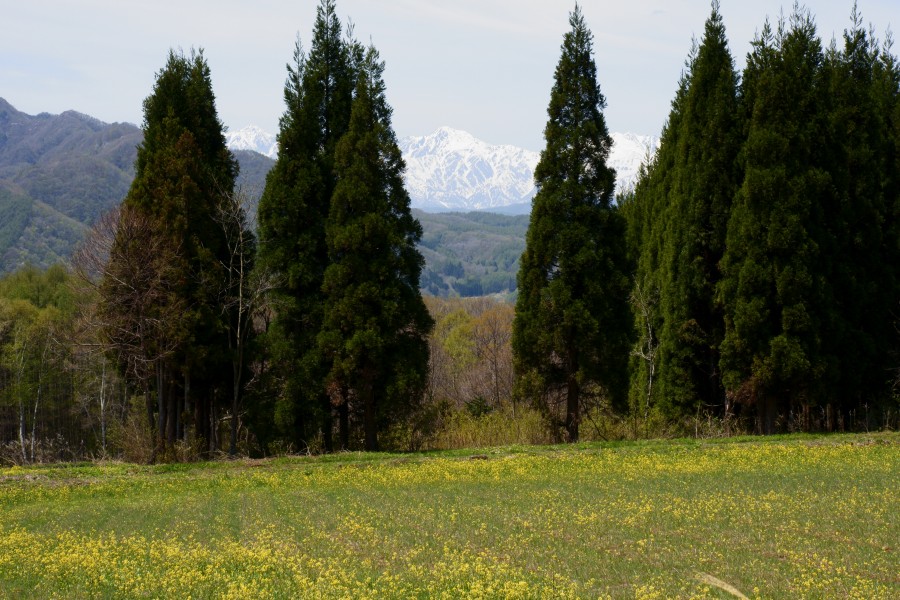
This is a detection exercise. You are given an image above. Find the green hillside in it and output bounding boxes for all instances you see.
[0,98,527,296]
[416,210,528,297]
[0,183,87,272]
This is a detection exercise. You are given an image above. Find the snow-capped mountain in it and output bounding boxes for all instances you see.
[399,128,659,213]
[608,132,661,194]
[225,125,277,159]
[399,127,539,213]
[225,125,659,213]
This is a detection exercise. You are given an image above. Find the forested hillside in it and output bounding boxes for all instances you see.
[0,98,524,296]
[0,99,273,272]
[416,210,527,297]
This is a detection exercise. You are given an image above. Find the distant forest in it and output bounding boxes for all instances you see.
[0,0,897,463]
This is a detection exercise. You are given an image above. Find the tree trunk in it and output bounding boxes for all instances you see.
[339,398,349,451]
[157,365,166,446]
[31,342,50,463]
[99,363,107,454]
[31,375,41,463]
[145,389,155,433]
[166,376,177,447]
[18,396,27,465]
[760,394,777,435]
[362,375,378,452]
[293,402,306,454]
[229,355,241,456]
[209,399,219,454]
[322,394,334,454]
[176,383,184,441]
[183,371,192,444]
[565,373,579,443]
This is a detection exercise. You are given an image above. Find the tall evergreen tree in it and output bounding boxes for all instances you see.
[652,2,740,419]
[513,5,631,442]
[821,6,900,422]
[257,0,357,451]
[719,11,832,433]
[622,61,691,426]
[103,49,240,453]
[318,46,433,451]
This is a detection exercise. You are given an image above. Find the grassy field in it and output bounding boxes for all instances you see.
[0,433,897,599]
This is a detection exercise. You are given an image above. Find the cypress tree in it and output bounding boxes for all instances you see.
[821,6,900,424]
[105,49,239,452]
[257,0,357,451]
[719,11,832,433]
[318,46,433,451]
[512,5,631,442]
[623,63,691,427]
[653,2,740,419]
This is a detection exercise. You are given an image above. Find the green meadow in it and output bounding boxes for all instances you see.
[1,433,897,599]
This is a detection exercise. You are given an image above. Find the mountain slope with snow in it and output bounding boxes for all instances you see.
[225,125,659,213]
[399,127,539,213]
[398,128,659,213]
[225,125,277,159]
[608,132,661,195]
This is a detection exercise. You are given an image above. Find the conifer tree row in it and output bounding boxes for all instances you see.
[627,2,900,433]
[319,47,433,451]
[625,2,740,424]
[720,11,832,433]
[257,0,357,451]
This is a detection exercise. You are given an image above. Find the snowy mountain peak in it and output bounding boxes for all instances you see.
[225,125,278,158]
[399,127,659,213]
[607,132,661,195]
[226,125,659,213]
[399,127,540,213]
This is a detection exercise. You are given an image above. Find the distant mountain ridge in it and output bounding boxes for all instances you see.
[399,127,539,213]
[224,125,278,159]
[0,99,655,296]
[225,125,660,214]
[0,99,272,272]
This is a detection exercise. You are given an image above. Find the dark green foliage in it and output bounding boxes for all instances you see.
[257,0,357,451]
[819,9,900,416]
[513,6,632,442]
[625,3,899,432]
[620,76,686,427]
[104,48,241,452]
[719,12,833,433]
[626,3,740,421]
[319,47,433,451]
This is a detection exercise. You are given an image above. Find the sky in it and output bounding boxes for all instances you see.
[2,1,896,151]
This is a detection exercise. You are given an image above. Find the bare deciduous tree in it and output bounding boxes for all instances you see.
[73,205,187,452]
[630,280,659,433]
[212,187,279,456]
